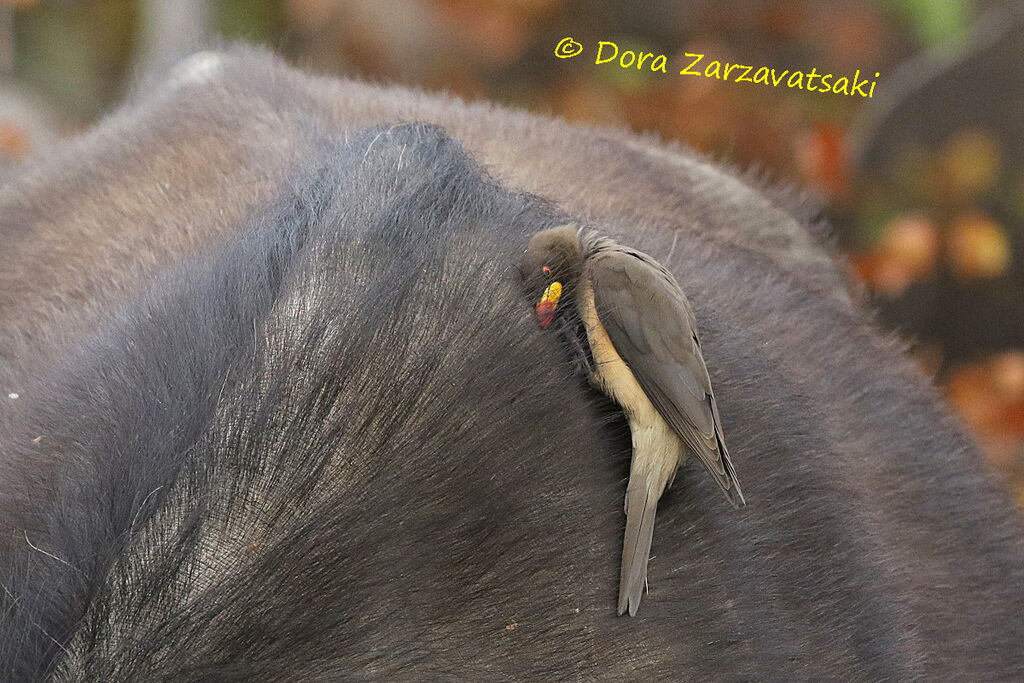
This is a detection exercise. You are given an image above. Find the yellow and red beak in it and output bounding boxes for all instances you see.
[536,281,562,329]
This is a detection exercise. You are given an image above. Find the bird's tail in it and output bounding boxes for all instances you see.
[618,472,659,616]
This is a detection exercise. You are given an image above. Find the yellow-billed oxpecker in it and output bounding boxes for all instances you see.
[521,224,745,616]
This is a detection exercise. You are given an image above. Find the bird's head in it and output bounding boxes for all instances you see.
[520,224,584,329]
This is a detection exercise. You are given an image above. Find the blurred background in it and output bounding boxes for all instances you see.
[1,0,1022,505]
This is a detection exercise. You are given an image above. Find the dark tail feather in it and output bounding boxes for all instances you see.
[618,473,658,616]
[709,396,746,508]
[721,450,746,508]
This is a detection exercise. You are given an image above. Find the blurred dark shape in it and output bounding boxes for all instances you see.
[851,2,1024,169]
[845,1,1024,367]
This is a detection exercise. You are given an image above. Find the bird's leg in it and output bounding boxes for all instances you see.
[556,314,596,379]
[573,339,596,378]
[571,324,596,378]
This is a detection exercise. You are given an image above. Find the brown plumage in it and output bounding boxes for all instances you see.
[522,224,745,616]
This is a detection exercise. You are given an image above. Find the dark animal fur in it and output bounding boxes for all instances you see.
[1,47,1022,680]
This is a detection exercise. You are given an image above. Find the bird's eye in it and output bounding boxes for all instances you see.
[541,266,552,276]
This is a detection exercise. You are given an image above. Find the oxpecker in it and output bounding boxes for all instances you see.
[521,224,745,616]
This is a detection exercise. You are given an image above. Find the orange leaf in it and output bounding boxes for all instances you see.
[880,213,939,277]
[795,124,849,200]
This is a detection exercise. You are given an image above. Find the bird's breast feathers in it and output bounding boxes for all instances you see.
[579,278,665,430]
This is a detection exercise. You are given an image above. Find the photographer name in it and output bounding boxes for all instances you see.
[557,38,880,99]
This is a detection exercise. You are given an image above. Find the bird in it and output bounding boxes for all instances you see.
[520,224,745,616]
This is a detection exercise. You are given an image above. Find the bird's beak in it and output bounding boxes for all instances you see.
[536,281,562,329]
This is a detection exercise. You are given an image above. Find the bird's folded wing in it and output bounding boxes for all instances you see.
[589,250,745,507]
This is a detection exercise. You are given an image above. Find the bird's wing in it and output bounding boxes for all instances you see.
[589,249,745,507]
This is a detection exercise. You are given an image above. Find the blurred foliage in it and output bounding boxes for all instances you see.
[889,0,975,46]
[10,0,136,119]
[0,0,1021,504]
[215,0,284,43]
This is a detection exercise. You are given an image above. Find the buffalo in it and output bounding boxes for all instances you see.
[1,47,1022,680]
